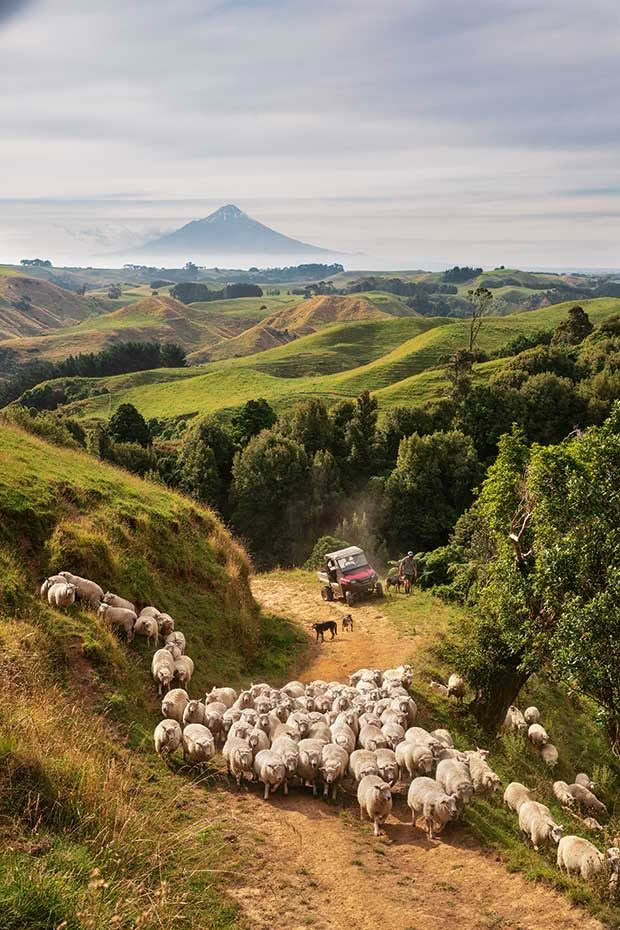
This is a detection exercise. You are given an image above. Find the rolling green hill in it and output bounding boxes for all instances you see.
[0,423,303,928]
[0,275,107,341]
[54,296,620,424]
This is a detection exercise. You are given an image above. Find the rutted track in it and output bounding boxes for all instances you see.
[223,575,603,930]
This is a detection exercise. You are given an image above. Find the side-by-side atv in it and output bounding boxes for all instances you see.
[317,546,383,607]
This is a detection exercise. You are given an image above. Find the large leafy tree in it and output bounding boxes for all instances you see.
[278,398,332,459]
[177,417,235,513]
[384,429,481,554]
[231,398,276,447]
[108,403,151,448]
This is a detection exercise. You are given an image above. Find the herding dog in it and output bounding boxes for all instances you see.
[312,621,337,642]
[342,614,354,632]
[386,575,401,593]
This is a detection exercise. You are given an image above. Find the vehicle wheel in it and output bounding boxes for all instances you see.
[345,591,356,607]
[375,582,384,598]
[321,586,333,602]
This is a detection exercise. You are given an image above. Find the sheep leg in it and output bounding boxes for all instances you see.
[263,783,269,800]
[360,804,364,821]
[283,779,289,796]
[323,783,329,798]
[374,818,381,837]
[332,783,338,801]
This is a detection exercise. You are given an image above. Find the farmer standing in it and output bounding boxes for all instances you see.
[399,551,416,593]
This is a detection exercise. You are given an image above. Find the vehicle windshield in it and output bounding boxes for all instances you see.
[336,553,368,572]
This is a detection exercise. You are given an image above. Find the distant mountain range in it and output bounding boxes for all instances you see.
[140,204,329,257]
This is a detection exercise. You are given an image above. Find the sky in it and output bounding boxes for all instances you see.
[1,0,619,269]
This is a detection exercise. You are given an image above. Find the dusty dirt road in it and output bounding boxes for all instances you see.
[224,574,603,930]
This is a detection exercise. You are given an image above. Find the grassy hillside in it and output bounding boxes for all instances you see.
[0,425,304,929]
[57,296,620,423]
[0,275,106,341]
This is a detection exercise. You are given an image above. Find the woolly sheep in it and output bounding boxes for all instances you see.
[357,775,392,836]
[567,784,607,816]
[447,673,465,703]
[358,713,383,730]
[436,759,474,809]
[271,734,299,779]
[556,836,606,880]
[151,649,175,695]
[375,748,399,787]
[161,688,189,724]
[182,724,215,765]
[527,723,549,747]
[404,726,443,758]
[518,801,564,850]
[203,706,224,742]
[395,741,433,778]
[165,643,182,659]
[381,721,405,750]
[464,750,500,794]
[47,582,77,609]
[330,723,356,754]
[524,706,540,725]
[583,817,604,832]
[208,686,237,708]
[183,699,207,727]
[430,728,453,748]
[133,615,159,648]
[503,782,536,813]
[102,591,136,612]
[320,743,349,799]
[223,736,254,786]
[98,603,137,642]
[359,724,388,752]
[350,668,382,687]
[281,681,305,699]
[58,572,103,609]
[232,690,254,711]
[154,719,182,758]
[429,681,449,696]
[40,575,66,598]
[174,655,194,688]
[541,743,559,767]
[552,781,576,808]
[157,613,175,637]
[249,727,270,756]
[382,664,413,687]
[139,606,161,618]
[407,777,458,839]
[254,749,286,799]
[297,738,324,795]
[503,705,527,733]
[307,720,332,744]
[165,631,186,654]
[575,772,595,790]
[349,749,380,782]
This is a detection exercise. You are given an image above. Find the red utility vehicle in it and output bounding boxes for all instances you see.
[317,546,383,607]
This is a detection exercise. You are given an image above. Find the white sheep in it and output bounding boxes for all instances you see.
[575,772,595,790]
[541,743,559,767]
[222,736,254,786]
[404,726,443,757]
[157,613,175,637]
[381,721,406,750]
[47,582,77,609]
[583,817,603,832]
[254,749,286,799]
[357,775,393,836]
[165,631,186,654]
[249,727,270,756]
[154,719,182,758]
[297,738,324,795]
[349,749,379,782]
[208,686,237,708]
[98,603,137,642]
[503,705,527,733]
[429,681,449,697]
[281,681,305,699]
[271,734,300,781]
[330,722,356,754]
[447,673,465,703]
[164,642,182,660]
[407,777,458,839]
[161,688,189,724]
[173,655,194,688]
[183,700,207,726]
[527,723,549,747]
[133,615,159,648]
[524,706,540,725]
[465,750,501,794]
[320,744,349,799]
[518,801,564,850]
[430,728,453,748]
[359,724,388,752]
[182,724,215,765]
[552,780,576,808]
[58,572,103,609]
[503,782,536,813]
[395,741,433,777]
[102,591,136,612]
[556,835,606,880]
[567,784,607,816]
[307,720,331,744]
[151,649,175,695]
[40,574,66,598]
[375,748,399,787]
[436,759,474,809]
[139,606,161,619]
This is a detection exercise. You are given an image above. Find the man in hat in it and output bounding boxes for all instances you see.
[399,551,416,594]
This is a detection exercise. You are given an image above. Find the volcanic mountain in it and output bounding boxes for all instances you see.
[140,204,329,257]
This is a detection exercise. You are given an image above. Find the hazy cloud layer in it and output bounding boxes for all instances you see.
[1,0,619,267]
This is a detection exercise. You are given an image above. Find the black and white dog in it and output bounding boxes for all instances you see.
[342,614,354,632]
[386,575,402,593]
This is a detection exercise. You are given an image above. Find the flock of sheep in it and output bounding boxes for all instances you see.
[39,572,619,894]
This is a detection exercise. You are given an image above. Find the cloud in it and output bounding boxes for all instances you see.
[0,0,619,267]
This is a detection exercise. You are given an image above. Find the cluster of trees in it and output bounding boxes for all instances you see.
[20,258,52,267]
[0,341,186,409]
[442,266,483,283]
[170,282,263,304]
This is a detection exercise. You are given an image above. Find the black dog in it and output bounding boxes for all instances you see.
[342,614,354,632]
[386,575,401,593]
[312,621,337,642]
